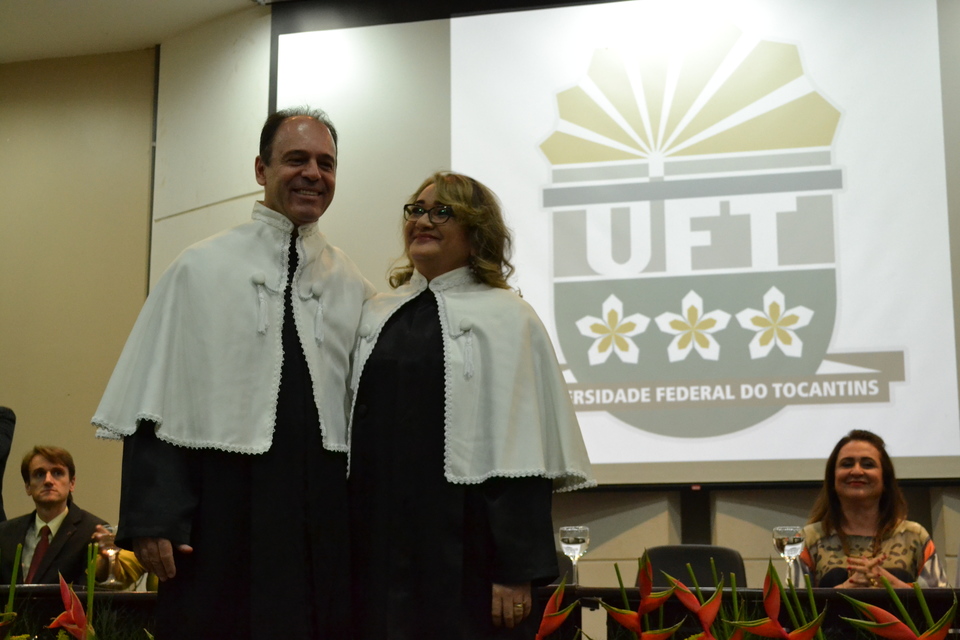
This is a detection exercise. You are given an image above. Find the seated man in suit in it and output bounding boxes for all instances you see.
[0,445,140,585]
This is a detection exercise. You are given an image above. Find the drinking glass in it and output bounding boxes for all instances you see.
[559,525,590,585]
[98,524,123,590]
[772,525,804,582]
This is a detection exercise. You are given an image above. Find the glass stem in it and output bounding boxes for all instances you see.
[571,559,579,585]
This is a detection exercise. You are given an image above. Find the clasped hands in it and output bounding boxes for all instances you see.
[837,554,907,589]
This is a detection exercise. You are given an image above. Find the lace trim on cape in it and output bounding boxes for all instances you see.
[443,467,596,493]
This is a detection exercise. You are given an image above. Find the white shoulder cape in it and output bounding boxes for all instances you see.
[349,267,595,492]
[93,203,374,453]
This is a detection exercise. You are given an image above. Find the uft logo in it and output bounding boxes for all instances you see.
[540,27,900,438]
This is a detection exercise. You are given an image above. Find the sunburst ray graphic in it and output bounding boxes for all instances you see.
[540,26,841,173]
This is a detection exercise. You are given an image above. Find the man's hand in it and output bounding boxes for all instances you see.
[132,537,193,582]
[90,525,115,580]
[491,582,531,629]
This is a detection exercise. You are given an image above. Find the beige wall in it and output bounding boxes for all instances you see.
[0,50,156,523]
[149,5,271,288]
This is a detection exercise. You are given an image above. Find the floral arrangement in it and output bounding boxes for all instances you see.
[534,550,959,640]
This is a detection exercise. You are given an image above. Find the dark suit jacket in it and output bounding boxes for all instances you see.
[0,500,107,584]
[0,407,14,521]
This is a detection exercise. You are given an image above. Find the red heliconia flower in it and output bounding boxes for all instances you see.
[47,573,88,640]
[638,551,654,599]
[786,613,827,640]
[603,605,643,635]
[846,599,917,640]
[636,552,676,616]
[728,611,826,640]
[603,554,678,638]
[535,575,579,640]
[666,575,722,639]
[918,614,957,640]
[918,602,958,640]
[637,621,686,640]
[601,604,685,640]
[761,564,782,624]
[841,592,958,640]
[728,616,789,639]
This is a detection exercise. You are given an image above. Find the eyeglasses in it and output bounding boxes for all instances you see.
[403,203,456,225]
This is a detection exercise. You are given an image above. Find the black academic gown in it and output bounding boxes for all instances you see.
[118,235,350,640]
[349,290,558,640]
[0,406,14,522]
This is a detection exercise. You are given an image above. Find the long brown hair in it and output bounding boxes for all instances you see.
[389,171,514,290]
[807,429,907,554]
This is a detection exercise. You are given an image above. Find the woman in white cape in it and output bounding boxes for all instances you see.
[348,171,594,639]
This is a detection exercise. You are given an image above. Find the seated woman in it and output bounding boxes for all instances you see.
[792,429,948,588]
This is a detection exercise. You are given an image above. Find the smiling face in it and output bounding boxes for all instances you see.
[255,116,337,226]
[404,183,473,281]
[834,440,884,504]
[24,454,74,512]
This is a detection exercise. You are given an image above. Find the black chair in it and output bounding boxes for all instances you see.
[637,544,747,588]
[550,550,574,585]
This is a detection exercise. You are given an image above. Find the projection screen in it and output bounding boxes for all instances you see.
[272,0,960,484]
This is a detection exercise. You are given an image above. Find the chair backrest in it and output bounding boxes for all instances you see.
[550,550,574,585]
[638,544,747,588]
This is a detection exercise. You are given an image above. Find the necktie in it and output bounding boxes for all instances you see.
[26,525,51,583]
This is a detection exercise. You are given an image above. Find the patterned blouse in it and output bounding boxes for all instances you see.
[792,520,949,588]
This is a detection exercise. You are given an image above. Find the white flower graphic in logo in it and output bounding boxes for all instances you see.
[576,294,650,365]
[655,291,731,362]
[736,287,814,359]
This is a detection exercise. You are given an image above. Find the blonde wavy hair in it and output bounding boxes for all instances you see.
[389,171,515,290]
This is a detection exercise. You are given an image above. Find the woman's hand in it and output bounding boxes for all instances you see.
[834,569,872,589]
[836,554,883,588]
[491,582,532,629]
[836,554,911,589]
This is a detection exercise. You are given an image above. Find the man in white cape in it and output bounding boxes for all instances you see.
[93,107,372,639]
